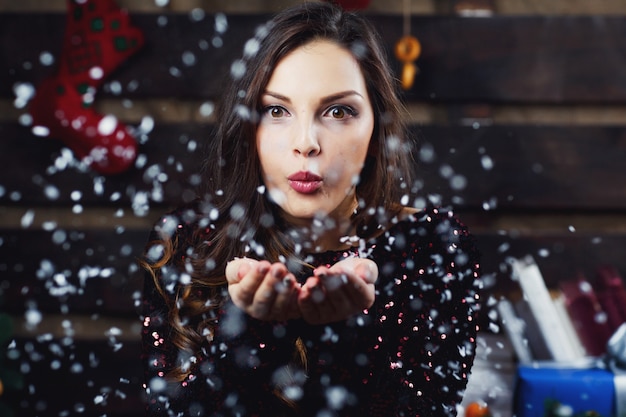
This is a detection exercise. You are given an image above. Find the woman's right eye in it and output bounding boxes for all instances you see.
[264,106,287,118]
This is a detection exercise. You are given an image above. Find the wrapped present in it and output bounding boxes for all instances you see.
[514,324,626,417]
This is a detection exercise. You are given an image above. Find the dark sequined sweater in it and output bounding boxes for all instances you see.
[141,205,482,417]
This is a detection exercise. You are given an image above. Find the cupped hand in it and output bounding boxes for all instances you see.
[298,258,378,325]
[225,258,301,321]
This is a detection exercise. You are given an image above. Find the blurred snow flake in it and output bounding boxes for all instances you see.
[53,147,75,171]
[350,41,367,59]
[44,185,60,201]
[482,197,498,211]
[189,8,205,22]
[51,229,66,245]
[20,209,35,228]
[157,215,179,239]
[138,115,155,135]
[385,134,401,152]
[243,38,261,58]
[157,15,168,27]
[182,51,197,66]
[230,60,247,80]
[480,154,494,170]
[149,377,167,392]
[132,190,150,216]
[18,113,33,126]
[449,174,467,191]
[146,243,165,263]
[25,307,43,328]
[419,142,436,163]
[537,248,550,257]
[325,386,351,410]
[39,51,55,66]
[70,190,82,201]
[31,125,50,137]
[108,80,123,95]
[97,115,118,136]
[89,66,104,80]
[215,13,228,34]
[234,104,251,120]
[230,203,246,220]
[439,164,454,179]
[106,327,123,337]
[199,101,215,118]
[169,66,182,77]
[212,36,223,48]
[13,82,35,108]
[120,244,133,256]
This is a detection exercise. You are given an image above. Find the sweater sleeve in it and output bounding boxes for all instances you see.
[140,215,299,417]
[373,208,482,416]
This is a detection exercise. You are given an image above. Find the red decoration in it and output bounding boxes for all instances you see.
[326,0,371,11]
[29,0,144,175]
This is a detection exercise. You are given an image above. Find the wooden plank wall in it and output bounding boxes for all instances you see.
[1,1,626,415]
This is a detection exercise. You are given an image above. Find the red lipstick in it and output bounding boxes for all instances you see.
[287,171,322,194]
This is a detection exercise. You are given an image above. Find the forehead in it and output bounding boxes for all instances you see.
[264,39,368,97]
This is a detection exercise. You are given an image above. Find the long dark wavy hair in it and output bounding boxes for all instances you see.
[142,1,416,386]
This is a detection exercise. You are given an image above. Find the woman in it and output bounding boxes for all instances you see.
[141,3,481,416]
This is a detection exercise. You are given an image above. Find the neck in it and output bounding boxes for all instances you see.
[279,199,360,254]
[310,216,358,253]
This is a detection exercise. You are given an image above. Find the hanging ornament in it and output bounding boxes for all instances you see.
[394,0,421,90]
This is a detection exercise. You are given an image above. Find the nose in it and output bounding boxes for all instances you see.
[293,118,321,157]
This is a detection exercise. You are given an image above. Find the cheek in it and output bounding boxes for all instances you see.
[257,135,291,173]
[325,147,368,186]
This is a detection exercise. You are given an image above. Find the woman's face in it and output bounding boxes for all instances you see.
[256,39,375,225]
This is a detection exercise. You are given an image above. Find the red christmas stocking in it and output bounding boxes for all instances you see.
[29,0,144,175]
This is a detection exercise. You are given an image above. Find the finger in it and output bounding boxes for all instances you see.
[342,275,376,310]
[225,258,256,284]
[329,258,378,284]
[354,260,378,284]
[232,261,270,307]
[325,268,375,311]
[320,273,353,315]
[250,263,285,318]
[271,273,299,319]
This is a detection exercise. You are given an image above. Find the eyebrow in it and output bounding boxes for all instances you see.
[262,90,365,104]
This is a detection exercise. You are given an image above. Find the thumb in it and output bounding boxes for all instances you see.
[225,258,256,284]
[334,258,378,284]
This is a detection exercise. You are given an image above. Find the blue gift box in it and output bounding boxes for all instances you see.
[514,363,616,417]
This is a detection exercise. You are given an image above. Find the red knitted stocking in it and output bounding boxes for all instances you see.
[29,0,144,175]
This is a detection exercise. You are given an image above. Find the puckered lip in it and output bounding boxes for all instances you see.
[287,171,323,181]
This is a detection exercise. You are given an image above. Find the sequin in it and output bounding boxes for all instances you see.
[140,204,482,416]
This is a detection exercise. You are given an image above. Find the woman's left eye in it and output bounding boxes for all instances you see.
[325,105,356,119]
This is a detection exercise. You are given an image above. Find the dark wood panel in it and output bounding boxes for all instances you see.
[2,226,625,314]
[3,337,144,417]
[475,232,626,294]
[2,13,626,103]
[1,122,625,210]
[0,228,146,315]
[417,124,626,210]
